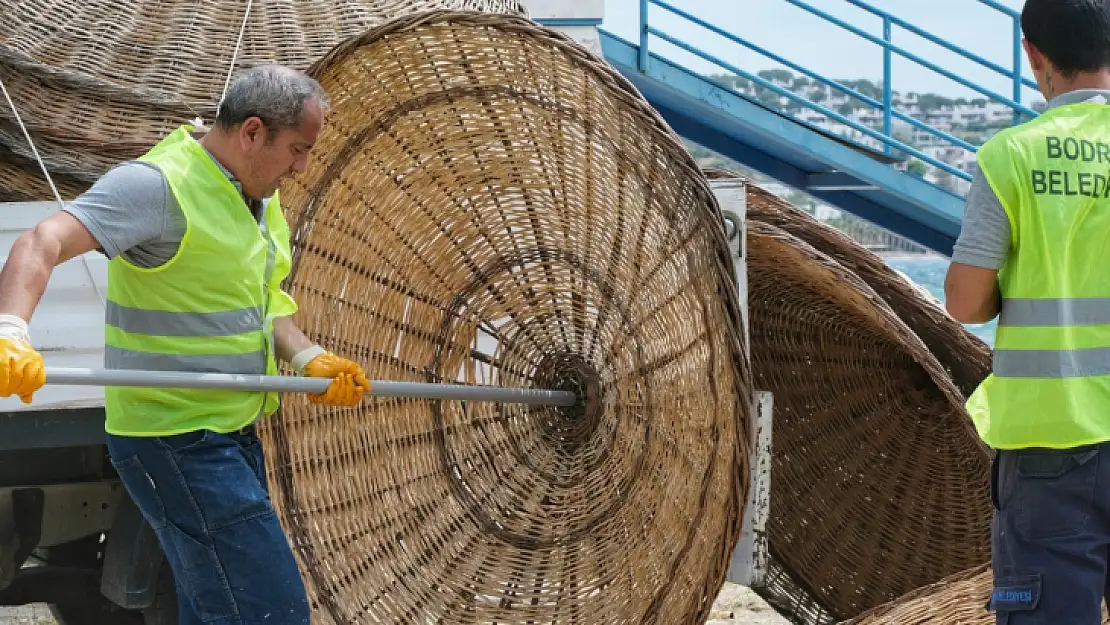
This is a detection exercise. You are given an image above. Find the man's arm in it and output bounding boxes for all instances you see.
[0,212,100,322]
[272,315,319,367]
[944,169,1011,324]
[944,264,1001,323]
[0,162,175,324]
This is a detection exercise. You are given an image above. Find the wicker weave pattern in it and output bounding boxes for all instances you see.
[746,220,992,620]
[0,146,88,202]
[0,0,529,199]
[743,181,993,398]
[254,11,750,624]
[842,563,1110,624]
[0,0,527,105]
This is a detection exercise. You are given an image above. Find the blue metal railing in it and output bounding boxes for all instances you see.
[636,0,1038,187]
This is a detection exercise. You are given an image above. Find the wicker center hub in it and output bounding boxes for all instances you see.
[532,352,602,448]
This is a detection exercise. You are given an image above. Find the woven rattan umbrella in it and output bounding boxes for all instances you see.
[0,0,529,198]
[0,145,87,202]
[741,179,993,398]
[253,11,751,624]
[746,220,992,621]
[0,0,527,104]
[841,563,1110,624]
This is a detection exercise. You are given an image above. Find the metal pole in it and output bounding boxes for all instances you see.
[1013,16,1022,126]
[639,0,649,72]
[882,16,892,155]
[43,367,579,406]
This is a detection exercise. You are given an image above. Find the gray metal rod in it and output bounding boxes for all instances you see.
[43,367,578,406]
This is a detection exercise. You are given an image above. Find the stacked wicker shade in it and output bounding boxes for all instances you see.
[842,563,1110,624]
[742,180,993,397]
[257,11,751,624]
[745,219,992,622]
[0,0,528,201]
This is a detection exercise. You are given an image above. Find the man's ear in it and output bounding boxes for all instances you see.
[239,117,265,148]
[1023,39,1046,74]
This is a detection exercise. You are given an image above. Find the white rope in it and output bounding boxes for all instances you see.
[214,0,254,122]
[0,74,65,210]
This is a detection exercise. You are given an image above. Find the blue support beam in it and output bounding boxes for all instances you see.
[599,30,967,255]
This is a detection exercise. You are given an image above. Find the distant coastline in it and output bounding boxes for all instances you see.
[877,251,943,261]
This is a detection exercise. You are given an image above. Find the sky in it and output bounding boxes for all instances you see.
[600,0,1042,104]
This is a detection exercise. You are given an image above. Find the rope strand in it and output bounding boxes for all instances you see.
[216,0,254,119]
[0,74,64,209]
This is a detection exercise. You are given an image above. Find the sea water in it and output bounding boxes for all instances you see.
[883,255,997,347]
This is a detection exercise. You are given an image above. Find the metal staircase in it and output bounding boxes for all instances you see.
[595,0,1037,255]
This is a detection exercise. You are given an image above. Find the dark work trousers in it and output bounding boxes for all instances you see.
[106,427,310,625]
[989,442,1110,624]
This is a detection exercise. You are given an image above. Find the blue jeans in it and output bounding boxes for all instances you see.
[989,442,1110,624]
[106,427,310,625]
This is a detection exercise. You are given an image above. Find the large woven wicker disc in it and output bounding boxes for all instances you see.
[0,0,529,187]
[0,55,195,177]
[0,0,527,103]
[741,178,992,398]
[746,221,992,621]
[842,563,1110,624]
[257,11,751,624]
[0,146,88,202]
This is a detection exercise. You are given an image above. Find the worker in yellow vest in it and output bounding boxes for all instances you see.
[0,65,367,623]
[946,1,1110,623]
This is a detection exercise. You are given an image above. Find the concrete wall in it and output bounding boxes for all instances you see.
[522,0,605,56]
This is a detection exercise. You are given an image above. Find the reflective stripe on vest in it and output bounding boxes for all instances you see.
[993,297,1110,378]
[106,301,263,337]
[965,101,1110,449]
[105,346,267,374]
[999,297,1110,326]
[993,346,1110,378]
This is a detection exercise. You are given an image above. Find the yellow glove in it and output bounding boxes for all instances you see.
[298,348,370,407]
[0,331,45,404]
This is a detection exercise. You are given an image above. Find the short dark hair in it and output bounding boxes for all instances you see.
[215,64,329,136]
[1022,0,1110,77]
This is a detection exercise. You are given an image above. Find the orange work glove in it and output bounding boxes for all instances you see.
[300,350,371,407]
[0,328,45,404]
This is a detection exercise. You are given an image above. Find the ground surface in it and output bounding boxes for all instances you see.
[0,583,790,624]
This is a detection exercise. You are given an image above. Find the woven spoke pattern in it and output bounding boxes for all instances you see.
[746,221,991,620]
[0,0,528,200]
[259,12,751,624]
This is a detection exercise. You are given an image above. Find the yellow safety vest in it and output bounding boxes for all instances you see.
[967,102,1110,449]
[103,125,298,436]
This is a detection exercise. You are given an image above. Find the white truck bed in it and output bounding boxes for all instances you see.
[0,201,107,413]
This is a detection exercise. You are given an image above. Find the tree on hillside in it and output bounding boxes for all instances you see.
[906,159,927,177]
[758,68,794,84]
[917,93,954,111]
[758,90,783,108]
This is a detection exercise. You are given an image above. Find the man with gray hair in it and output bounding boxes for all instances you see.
[0,64,367,623]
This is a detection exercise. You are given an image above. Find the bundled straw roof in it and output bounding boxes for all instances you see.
[0,0,528,200]
[257,11,751,624]
[745,220,992,621]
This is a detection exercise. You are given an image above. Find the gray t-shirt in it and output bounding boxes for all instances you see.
[951,89,1110,269]
[64,148,263,269]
